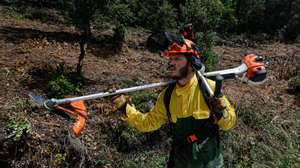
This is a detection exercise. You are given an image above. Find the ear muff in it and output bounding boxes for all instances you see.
[188,56,205,72]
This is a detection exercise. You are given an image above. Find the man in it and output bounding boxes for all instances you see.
[113,38,236,168]
[180,23,196,42]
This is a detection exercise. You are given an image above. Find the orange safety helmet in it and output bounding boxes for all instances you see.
[164,39,200,58]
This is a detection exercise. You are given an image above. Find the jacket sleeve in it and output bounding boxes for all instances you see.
[121,90,168,132]
[207,80,236,131]
[216,96,236,130]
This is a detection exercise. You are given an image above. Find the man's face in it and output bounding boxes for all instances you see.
[167,54,190,80]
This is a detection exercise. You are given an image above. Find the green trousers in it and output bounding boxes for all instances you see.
[168,137,223,168]
[167,117,223,168]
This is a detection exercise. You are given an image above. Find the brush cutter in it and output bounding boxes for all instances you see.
[29,54,267,137]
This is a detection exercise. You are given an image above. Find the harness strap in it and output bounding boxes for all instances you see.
[164,82,176,123]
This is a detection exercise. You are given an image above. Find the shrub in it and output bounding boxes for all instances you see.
[180,0,223,71]
[287,53,300,94]
[118,79,158,112]
[113,23,128,48]
[202,50,219,72]
[137,0,177,31]
[115,150,167,168]
[6,120,31,142]
[104,0,137,26]
[235,0,266,34]
[264,0,300,41]
[47,74,80,98]
[295,35,300,43]
[180,0,224,33]
[3,0,70,9]
[218,0,238,33]
[195,31,218,50]
[130,91,158,112]
[94,0,177,32]
[222,105,300,168]
[195,31,219,72]
[107,121,146,153]
[288,75,300,94]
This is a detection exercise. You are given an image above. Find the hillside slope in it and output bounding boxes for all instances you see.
[0,5,299,168]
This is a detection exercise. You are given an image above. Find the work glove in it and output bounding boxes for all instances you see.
[209,97,227,120]
[112,95,131,114]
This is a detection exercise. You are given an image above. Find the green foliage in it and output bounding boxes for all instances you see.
[279,0,300,41]
[234,0,300,41]
[181,0,224,33]
[195,32,219,72]
[53,153,67,166]
[288,54,300,94]
[115,150,167,168]
[130,91,158,112]
[47,74,80,98]
[108,121,146,152]
[104,0,137,26]
[71,0,108,34]
[4,0,300,41]
[119,79,158,112]
[196,31,218,50]
[3,0,70,9]
[5,0,70,22]
[71,0,96,33]
[222,105,300,168]
[181,0,222,70]
[96,159,110,167]
[288,75,300,94]
[219,0,238,33]
[236,0,266,33]
[296,35,300,43]
[113,24,128,45]
[202,50,219,72]
[95,0,177,31]
[137,0,177,31]
[8,6,48,21]
[6,120,31,142]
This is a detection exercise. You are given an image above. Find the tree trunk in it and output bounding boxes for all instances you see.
[76,24,91,74]
[76,37,86,74]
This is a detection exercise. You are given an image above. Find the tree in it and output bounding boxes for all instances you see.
[180,0,224,33]
[180,0,224,71]
[71,0,107,74]
[137,0,177,32]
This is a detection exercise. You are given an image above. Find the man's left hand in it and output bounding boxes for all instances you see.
[209,97,227,120]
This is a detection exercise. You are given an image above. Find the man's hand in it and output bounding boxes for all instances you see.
[209,97,227,120]
[112,95,132,113]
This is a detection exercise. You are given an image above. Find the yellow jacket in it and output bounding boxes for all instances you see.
[122,74,236,132]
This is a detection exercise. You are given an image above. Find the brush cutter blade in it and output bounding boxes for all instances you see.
[28,91,87,137]
[28,91,46,106]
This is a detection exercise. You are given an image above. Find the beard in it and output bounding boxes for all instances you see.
[168,64,189,80]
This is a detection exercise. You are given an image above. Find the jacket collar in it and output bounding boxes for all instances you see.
[175,73,197,95]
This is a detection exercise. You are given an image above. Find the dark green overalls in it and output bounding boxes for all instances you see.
[165,84,223,168]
